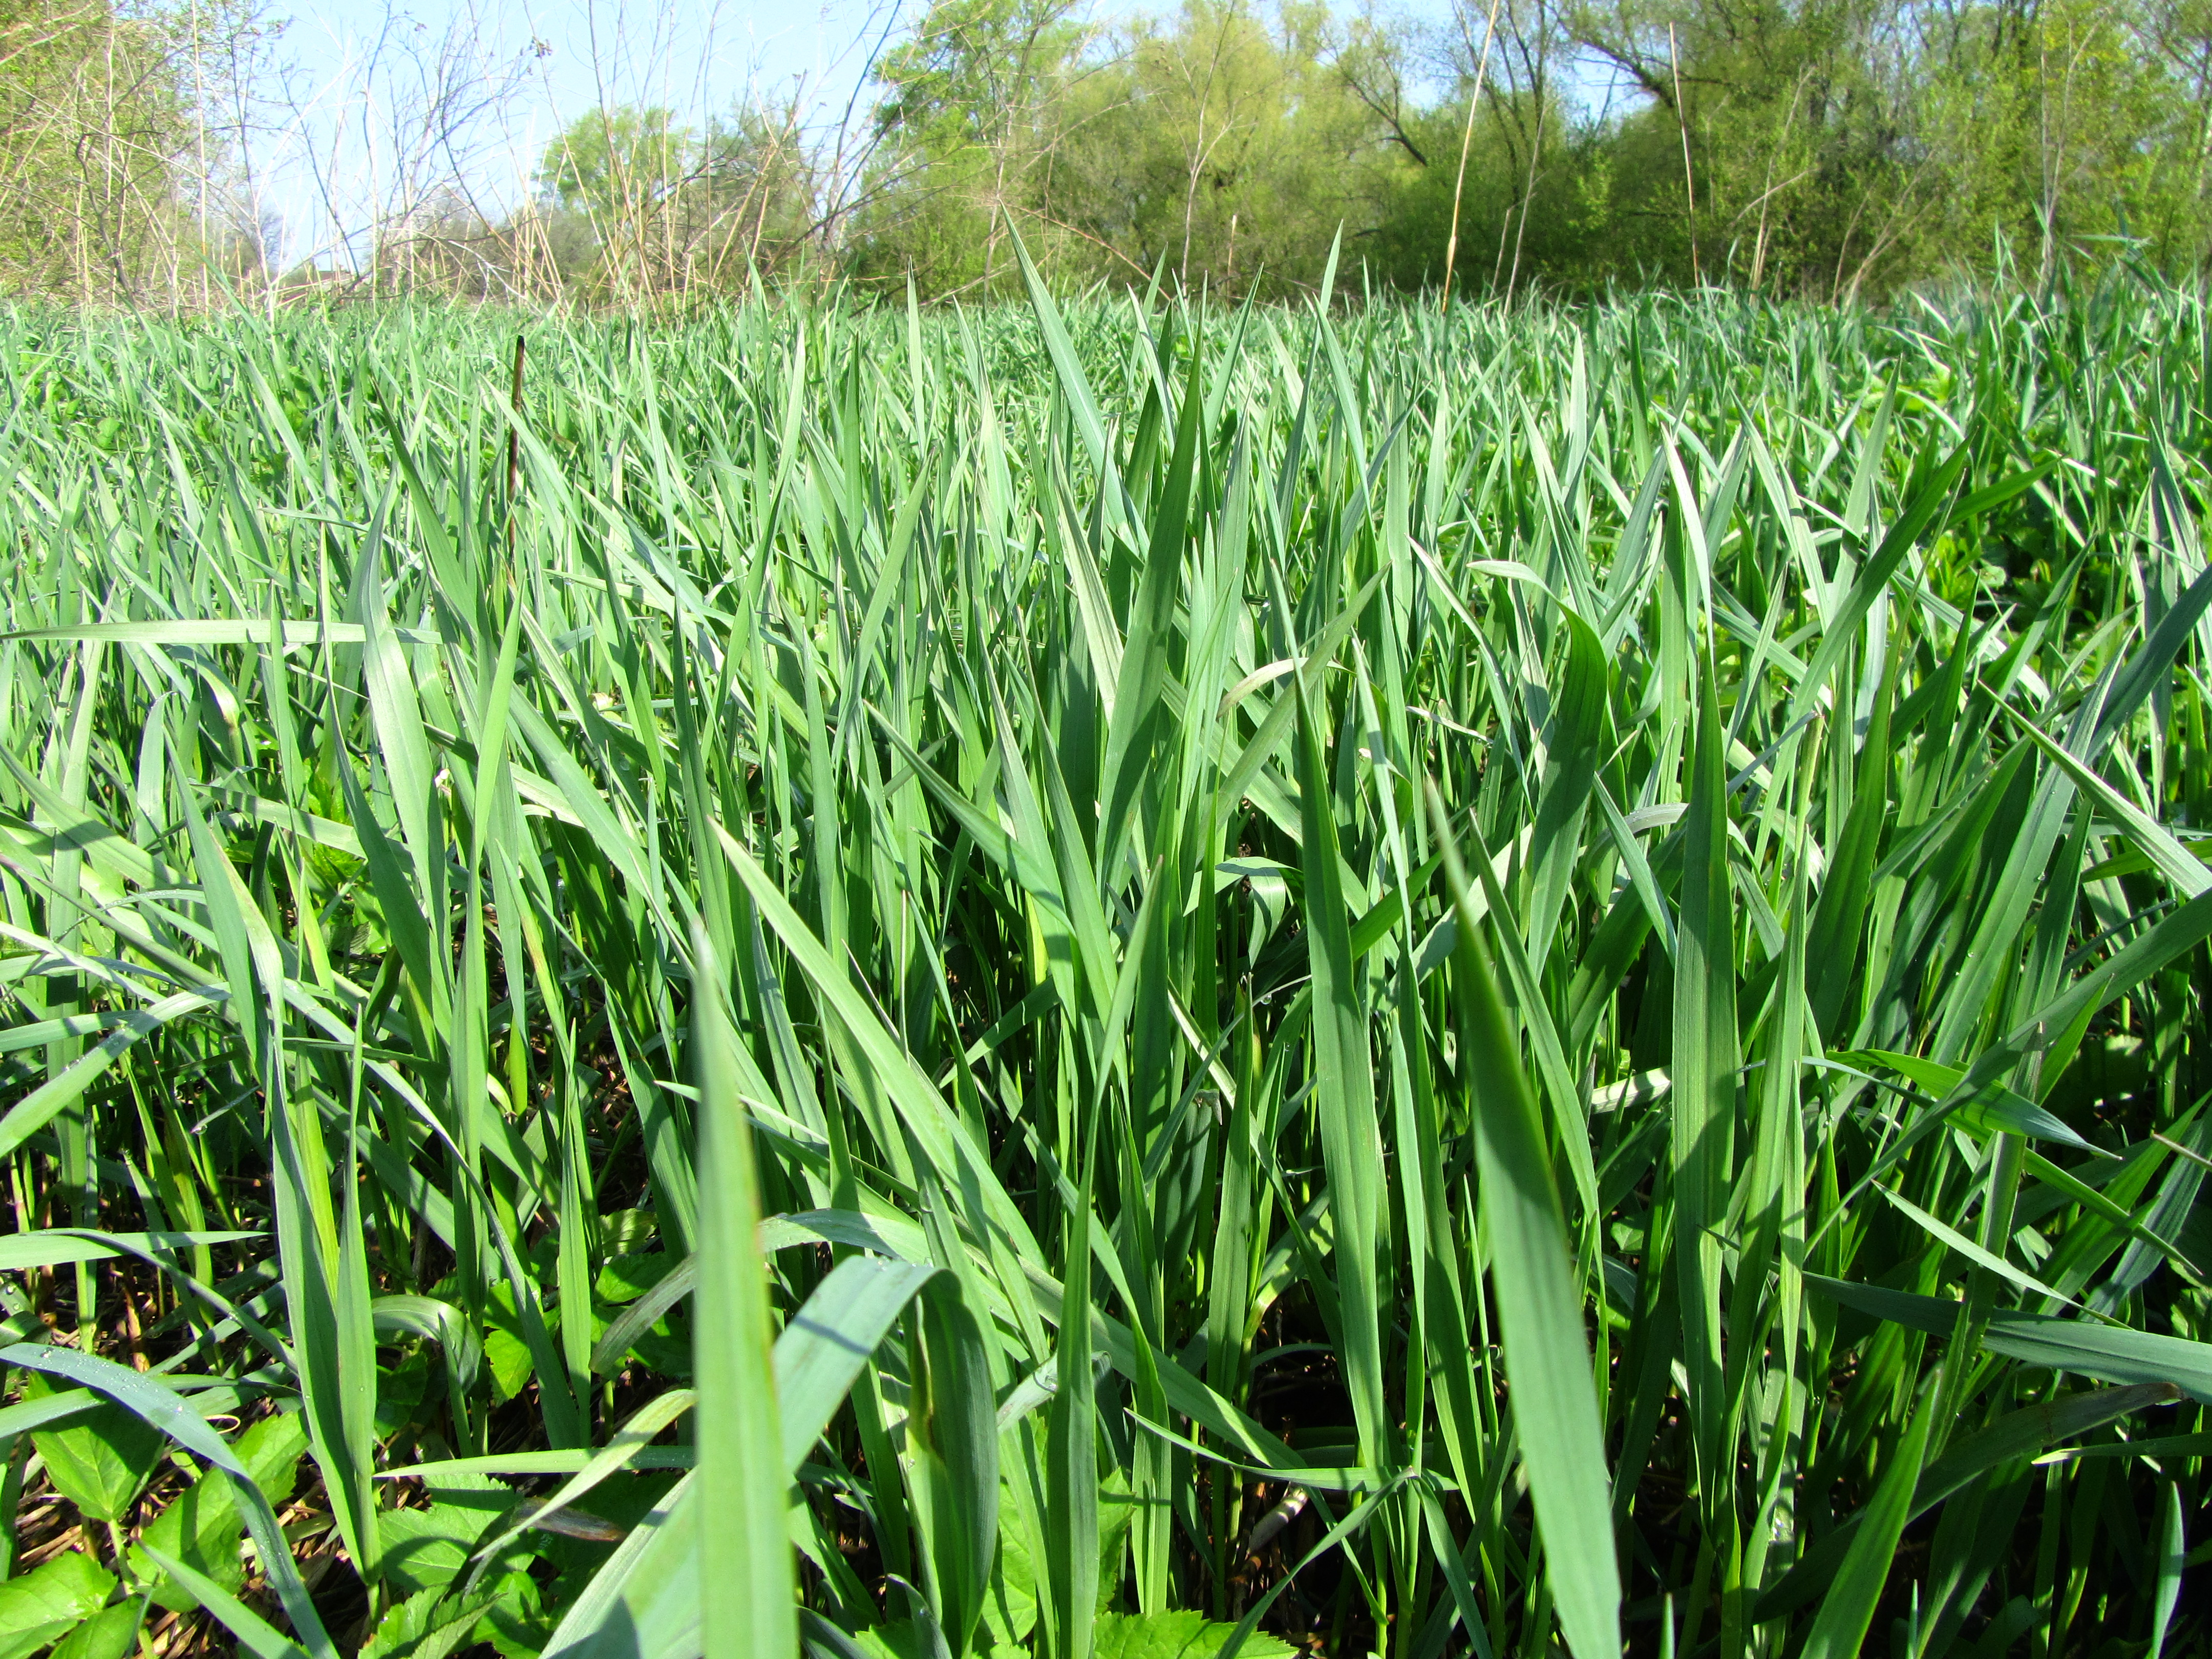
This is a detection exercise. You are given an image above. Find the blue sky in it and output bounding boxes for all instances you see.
[256,0,895,265]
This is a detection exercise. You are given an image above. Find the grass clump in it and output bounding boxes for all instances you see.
[0,268,2206,1658]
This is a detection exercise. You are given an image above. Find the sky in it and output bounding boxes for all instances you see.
[251,0,900,268]
[272,0,894,129]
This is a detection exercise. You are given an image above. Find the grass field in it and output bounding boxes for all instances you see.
[0,261,2207,1659]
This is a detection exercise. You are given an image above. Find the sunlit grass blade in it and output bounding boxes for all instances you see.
[1427,782,1620,1659]
[692,922,796,1659]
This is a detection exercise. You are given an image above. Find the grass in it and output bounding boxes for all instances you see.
[0,256,2205,1659]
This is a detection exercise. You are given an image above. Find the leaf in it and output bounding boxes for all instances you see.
[359,1582,510,1659]
[1800,1368,1942,1659]
[1046,1134,1100,1659]
[776,1256,940,1469]
[25,1371,164,1523]
[0,1387,104,1440]
[50,1604,140,1659]
[131,1408,309,1611]
[1981,1310,2212,1402]
[361,1587,456,1658]
[1092,1610,1295,1659]
[1004,217,1112,481]
[1805,666,1892,1036]
[0,1229,258,1272]
[1672,663,1738,1499]
[1835,1049,2106,1157]
[0,1552,115,1659]
[380,1504,499,1599]
[482,1285,539,1401]
[1098,343,1202,877]
[691,922,796,1659]
[1805,1277,2212,1400]
[1428,783,1621,1659]
[1293,671,1388,1465]
[1876,1184,2085,1310]
[1,1346,336,1658]
[906,1275,1002,1653]
[2149,1478,2185,1659]
[982,1494,1040,1648]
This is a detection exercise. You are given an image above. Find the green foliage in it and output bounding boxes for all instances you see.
[531,101,817,299]
[539,107,696,216]
[0,0,217,301]
[0,270,2209,1659]
[1091,1611,1293,1657]
[47,1603,140,1659]
[0,1554,116,1659]
[23,1371,163,1524]
[12,0,2212,303]
[855,0,2212,296]
[127,1407,308,1611]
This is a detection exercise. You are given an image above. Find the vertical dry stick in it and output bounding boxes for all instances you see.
[1751,69,1809,292]
[1505,19,1549,307]
[1671,24,1701,286]
[1505,94,1546,304]
[1441,0,1504,311]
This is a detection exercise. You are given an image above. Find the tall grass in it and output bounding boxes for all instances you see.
[0,261,2205,1659]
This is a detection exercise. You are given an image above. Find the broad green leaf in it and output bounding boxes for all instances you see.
[49,1603,139,1659]
[0,1552,115,1659]
[2,1346,336,1659]
[1092,1611,1295,1659]
[25,1371,163,1522]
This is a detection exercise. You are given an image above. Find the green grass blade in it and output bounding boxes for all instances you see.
[1427,784,1620,1659]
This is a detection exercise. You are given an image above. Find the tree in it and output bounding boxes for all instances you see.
[0,0,196,300]
[1043,0,1416,295]
[533,100,818,300]
[854,0,1095,293]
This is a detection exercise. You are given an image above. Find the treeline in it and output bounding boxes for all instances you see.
[0,0,272,303]
[10,0,2212,305]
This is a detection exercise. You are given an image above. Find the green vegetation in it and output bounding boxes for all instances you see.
[17,0,2212,303]
[510,0,2212,300]
[0,260,2208,1659]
